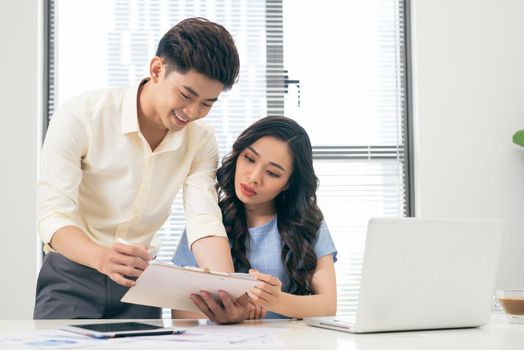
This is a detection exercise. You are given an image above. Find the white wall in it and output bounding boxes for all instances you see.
[412,0,524,287]
[0,0,39,318]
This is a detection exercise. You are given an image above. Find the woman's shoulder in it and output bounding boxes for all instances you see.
[313,220,338,261]
[317,219,330,232]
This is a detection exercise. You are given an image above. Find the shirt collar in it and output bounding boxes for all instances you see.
[154,128,186,154]
[121,78,186,153]
[121,78,148,135]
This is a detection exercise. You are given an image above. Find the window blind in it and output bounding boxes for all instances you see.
[46,0,411,318]
[279,0,412,315]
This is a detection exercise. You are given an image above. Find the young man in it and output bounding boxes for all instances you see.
[34,17,247,323]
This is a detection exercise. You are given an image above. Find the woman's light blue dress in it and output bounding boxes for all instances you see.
[172,216,337,319]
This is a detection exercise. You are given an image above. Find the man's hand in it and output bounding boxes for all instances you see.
[49,226,151,288]
[97,242,151,287]
[190,290,249,324]
[247,269,283,312]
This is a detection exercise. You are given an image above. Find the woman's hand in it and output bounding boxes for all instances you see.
[247,269,283,312]
[237,294,266,319]
[247,299,267,319]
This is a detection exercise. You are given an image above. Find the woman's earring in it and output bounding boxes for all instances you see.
[282,191,286,203]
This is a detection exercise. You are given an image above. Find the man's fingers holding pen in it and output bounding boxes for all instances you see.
[104,260,143,287]
[115,254,149,271]
[109,273,136,288]
[111,263,144,278]
[98,245,151,287]
[112,242,151,261]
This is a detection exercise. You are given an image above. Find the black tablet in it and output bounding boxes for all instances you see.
[61,321,180,338]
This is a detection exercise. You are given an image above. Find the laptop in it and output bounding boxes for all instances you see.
[305,217,502,333]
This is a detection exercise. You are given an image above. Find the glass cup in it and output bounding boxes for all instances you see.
[496,289,524,323]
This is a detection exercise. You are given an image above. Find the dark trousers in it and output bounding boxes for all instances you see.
[34,252,161,319]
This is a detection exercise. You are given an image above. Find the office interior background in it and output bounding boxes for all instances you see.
[1,0,524,319]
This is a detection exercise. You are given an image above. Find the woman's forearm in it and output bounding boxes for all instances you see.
[272,292,336,319]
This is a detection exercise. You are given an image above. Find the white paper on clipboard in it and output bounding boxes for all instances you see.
[121,261,260,311]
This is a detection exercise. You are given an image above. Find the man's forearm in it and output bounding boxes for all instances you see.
[191,236,234,272]
[49,225,108,271]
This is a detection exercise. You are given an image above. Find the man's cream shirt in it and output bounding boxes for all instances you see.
[38,79,226,254]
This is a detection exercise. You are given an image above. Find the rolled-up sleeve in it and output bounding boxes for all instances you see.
[37,104,89,244]
[183,129,226,247]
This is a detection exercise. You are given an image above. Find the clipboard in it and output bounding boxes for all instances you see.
[121,261,260,311]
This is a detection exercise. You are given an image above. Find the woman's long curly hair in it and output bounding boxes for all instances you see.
[216,116,323,295]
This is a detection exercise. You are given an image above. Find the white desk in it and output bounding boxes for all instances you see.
[0,313,522,349]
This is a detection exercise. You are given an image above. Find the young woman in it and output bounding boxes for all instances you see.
[172,116,337,319]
